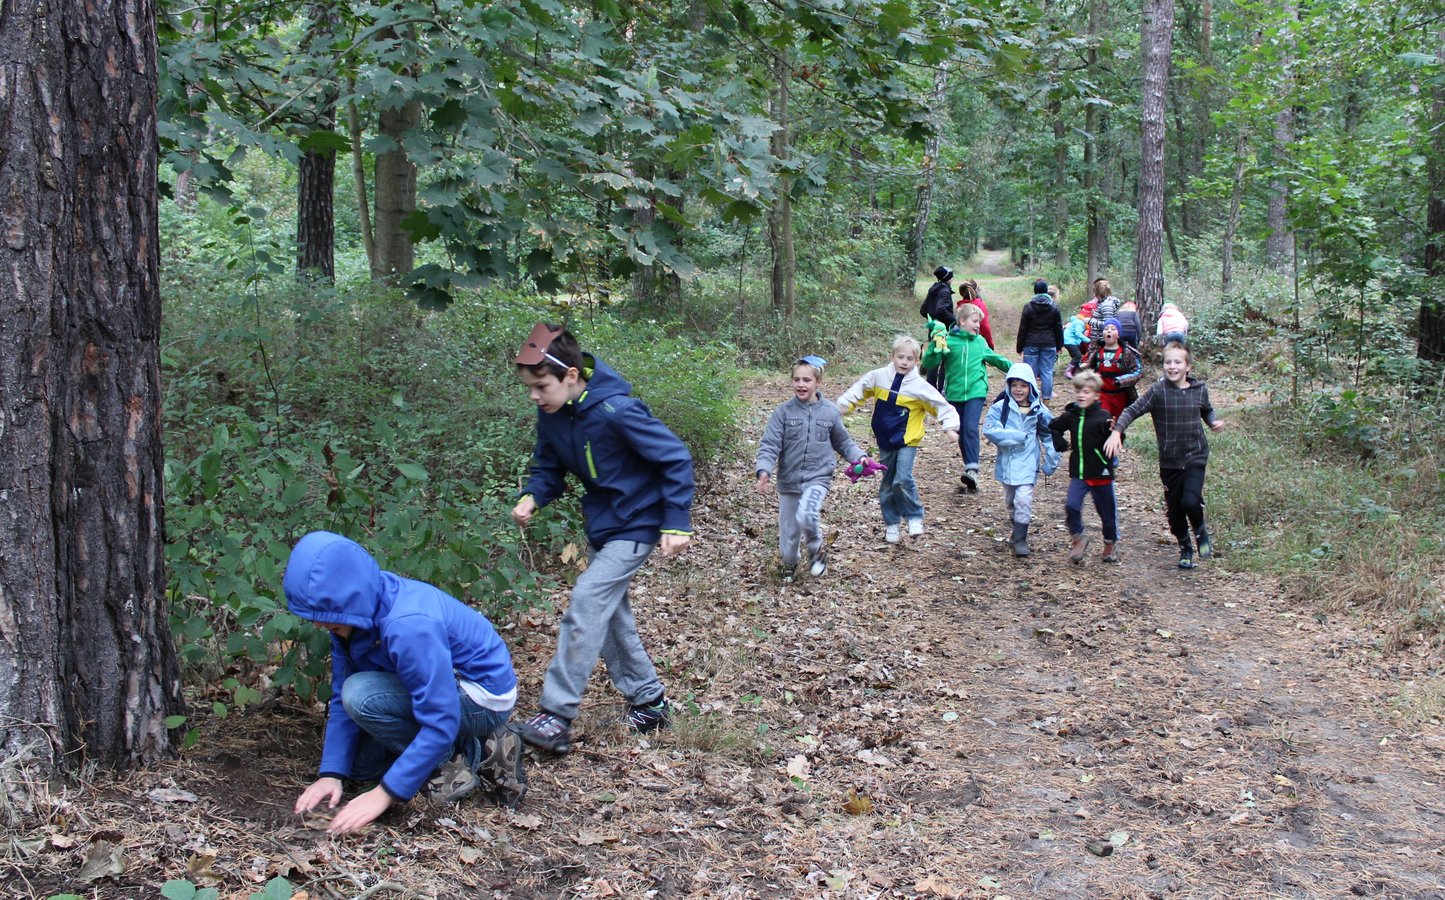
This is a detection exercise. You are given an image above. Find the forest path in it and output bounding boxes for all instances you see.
[16,317,1444,900]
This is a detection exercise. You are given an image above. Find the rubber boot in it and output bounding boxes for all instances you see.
[1010,522,1031,557]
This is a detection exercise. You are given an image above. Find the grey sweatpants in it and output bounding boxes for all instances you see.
[539,539,663,721]
[777,482,830,566]
[1002,483,1035,526]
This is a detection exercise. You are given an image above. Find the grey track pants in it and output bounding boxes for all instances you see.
[1002,483,1035,526]
[777,482,830,566]
[539,539,663,721]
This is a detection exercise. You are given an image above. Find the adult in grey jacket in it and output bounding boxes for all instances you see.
[755,358,866,580]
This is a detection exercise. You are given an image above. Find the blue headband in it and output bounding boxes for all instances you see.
[797,355,827,370]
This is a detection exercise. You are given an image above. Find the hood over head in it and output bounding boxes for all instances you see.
[1004,361,1040,403]
[283,531,384,629]
[572,354,632,411]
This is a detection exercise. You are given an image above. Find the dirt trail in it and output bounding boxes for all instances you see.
[11,337,1444,899]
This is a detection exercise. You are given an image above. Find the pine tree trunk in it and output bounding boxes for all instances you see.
[1052,100,1070,268]
[1265,1,1297,270]
[1134,0,1176,330]
[1085,0,1105,296]
[374,99,421,280]
[1221,132,1249,299]
[905,68,949,288]
[297,123,336,279]
[0,0,181,795]
[768,51,795,318]
[1419,31,1445,362]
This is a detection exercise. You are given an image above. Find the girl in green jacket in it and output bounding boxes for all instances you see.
[922,302,1014,492]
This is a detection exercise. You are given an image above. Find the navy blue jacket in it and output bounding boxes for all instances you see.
[521,355,694,549]
[282,532,516,801]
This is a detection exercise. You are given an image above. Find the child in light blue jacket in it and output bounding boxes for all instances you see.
[983,362,1060,557]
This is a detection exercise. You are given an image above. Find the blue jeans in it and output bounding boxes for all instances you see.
[1022,346,1059,399]
[1065,478,1119,542]
[1161,331,1186,347]
[539,539,664,720]
[342,671,511,782]
[950,398,985,469]
[878,446,924,525]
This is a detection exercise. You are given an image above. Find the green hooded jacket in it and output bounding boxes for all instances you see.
[922,321,1013,403]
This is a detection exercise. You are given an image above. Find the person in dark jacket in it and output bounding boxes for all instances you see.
[1049,370,1120,565]
[511,324,694,754]
[285,531,524,833]
[920,266,956,391]
[1016,279,1066,401]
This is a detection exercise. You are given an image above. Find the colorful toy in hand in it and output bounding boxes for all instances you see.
[846,456,888,484]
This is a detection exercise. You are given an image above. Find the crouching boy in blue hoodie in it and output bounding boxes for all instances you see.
[285,531,524,834]
[511,324,695,754]
[983,363,1060,557]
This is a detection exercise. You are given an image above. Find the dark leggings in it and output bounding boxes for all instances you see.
[1160,466,1207,548]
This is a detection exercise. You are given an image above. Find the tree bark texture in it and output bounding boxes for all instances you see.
[905,68,949,289]
[1419,32,1445,362]
[374,99,421,280]
[297,138,336,279]
[1052,100,1070,268]
[348,91,377,274]
[768,51,795,318]
[1084,0,1107,298]
[0,0,181,785]
[1134,0,1175,329]
[1265,1,1297,270]
[1221,132,1249,298]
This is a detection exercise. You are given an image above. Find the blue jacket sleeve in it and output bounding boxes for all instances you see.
[983,400,1025,447]
[520,431,567,508]
[617,400,695,535]
[1039,409,1061,475]
[377,615,463,801]
[318,636,362,777]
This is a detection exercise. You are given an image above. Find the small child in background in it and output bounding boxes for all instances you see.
[983,363,1060,557]
[1116,299,1143,352]
[1105,342,1225,569]
[1049,370,1120,565]
[1063,299,1097,375]
[755,356,869,581]
[1157,301,1189,346]
[957,279,995,350]
[923,302,1013,493]
[837,336,960,542]
[1088,279,1122,347]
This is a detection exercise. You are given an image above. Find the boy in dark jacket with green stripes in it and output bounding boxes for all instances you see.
[1049,370,1120,565]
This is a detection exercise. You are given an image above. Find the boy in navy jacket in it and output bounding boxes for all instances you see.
[1049,370,1121,565]
[510,324,694,753]
[285,531,524,833]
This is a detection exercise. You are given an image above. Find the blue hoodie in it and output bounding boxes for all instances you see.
[521,355,695,549]
[282,532,516,801]
[983,362,1060,486]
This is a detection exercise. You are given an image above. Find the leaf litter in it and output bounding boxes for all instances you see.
[7,373,1444,898]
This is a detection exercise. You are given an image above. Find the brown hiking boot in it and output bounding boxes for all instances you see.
[1101,541,1119,563]
[1068,535,1089,565]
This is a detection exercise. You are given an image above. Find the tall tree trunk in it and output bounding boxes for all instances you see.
[1420,31,1445,362]
[1265,1,1297,269]
[1052,99,1070,267]
[348,91,378,275]
[1134,0,1176,329]
[1084,0,1106,295]
[296,103,337,280]
[0,0,181,796]
[905,67,949,288]
[1221,131,1249,299]
[374,99,421,281]
[768,50,795,318]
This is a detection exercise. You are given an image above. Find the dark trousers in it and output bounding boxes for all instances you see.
[925,364,946,394]
[950,397,985,469]
[1065,478,1118,541]
[1160,466,1207,548]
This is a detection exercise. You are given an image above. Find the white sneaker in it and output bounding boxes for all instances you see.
[885,525,901,543]
[809,555,827,577]
[907,518,924,536]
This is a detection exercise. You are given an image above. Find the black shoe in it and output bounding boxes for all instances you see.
[1195,527,1214,561]
[480,725,528,808]
[780,562,797,583]
[959,472,978,493]
[625,696,672,733]
[1178,548,1196,570]
[515,710,573,754]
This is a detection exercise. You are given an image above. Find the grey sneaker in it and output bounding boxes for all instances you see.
[1195,527,1214,561]
[516,710,573,754]
[480,725,527,809]
[424,742,481,805]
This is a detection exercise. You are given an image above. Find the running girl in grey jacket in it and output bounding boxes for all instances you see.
[755,357,869,581]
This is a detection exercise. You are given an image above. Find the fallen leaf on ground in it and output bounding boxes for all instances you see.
[148,787,199,804]
[510,813,544,830]
[77,840,125,882]
[843,788,873,815]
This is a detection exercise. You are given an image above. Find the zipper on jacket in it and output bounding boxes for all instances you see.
[584,441,598,480]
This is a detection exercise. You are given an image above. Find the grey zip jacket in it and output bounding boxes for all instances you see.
[755,395,864,494]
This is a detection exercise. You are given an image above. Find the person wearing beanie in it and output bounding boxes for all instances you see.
[1016,280,1065,401]
[920,266,957,391]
